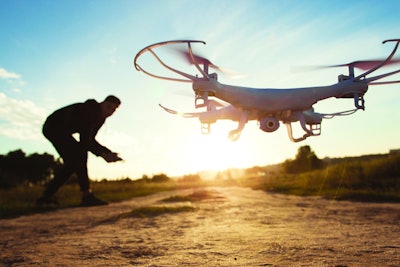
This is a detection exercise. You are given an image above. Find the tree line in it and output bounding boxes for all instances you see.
[0,149,178,189]
[0,149,61,188]
[11,145,391,190]
[1,146,323,189]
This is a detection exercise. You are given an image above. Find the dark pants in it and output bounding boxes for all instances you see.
[42,122,90,196]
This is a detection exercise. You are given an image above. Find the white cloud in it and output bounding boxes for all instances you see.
[0,67,26,93]
[0,93,47,140]
[0,68,21,79]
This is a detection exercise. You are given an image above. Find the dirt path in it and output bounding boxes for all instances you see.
[1,187,399,266]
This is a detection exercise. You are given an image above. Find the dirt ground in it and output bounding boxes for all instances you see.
[1,187,399,267]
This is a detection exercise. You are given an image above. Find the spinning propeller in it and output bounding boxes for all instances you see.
[294,59,400,73]
[325,59,400,71]
[172,45,244,79]
[173,47,220,71]
[303,39,400,82]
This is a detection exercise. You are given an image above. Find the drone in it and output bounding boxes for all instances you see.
[134,39,400,142]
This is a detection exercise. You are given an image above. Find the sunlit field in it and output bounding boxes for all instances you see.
[1,149,399,219]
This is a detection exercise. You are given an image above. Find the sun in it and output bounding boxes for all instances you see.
[181,121,252,174]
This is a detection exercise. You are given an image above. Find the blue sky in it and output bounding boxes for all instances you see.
[1,0,400,179]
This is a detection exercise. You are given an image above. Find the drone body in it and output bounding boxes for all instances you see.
[134,39,400,142]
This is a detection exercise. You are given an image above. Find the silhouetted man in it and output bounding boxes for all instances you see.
[37,95,122,206]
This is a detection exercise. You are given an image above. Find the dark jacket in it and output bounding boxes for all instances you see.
[43,99,111,156]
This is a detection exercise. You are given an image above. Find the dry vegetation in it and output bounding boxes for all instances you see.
[1,147,399,219]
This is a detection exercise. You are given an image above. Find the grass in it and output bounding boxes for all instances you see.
[1,153,399,219]
[240,153,400,202]
[0,179,192,219]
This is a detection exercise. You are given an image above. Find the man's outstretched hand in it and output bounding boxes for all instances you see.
[101,152,123,162]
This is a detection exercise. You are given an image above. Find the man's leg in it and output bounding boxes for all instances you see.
[66,140,108,206]
[38,129,81,204]
[74,149,90,192]
[42,164,74,198]
[40,125,107,206]
[75,151,108,206]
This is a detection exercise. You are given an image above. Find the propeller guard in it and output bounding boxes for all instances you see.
[134,40,211,83]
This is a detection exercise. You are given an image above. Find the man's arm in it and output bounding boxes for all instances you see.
[85,129,121,162]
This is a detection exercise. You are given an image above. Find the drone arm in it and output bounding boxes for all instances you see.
[355,39,400,81]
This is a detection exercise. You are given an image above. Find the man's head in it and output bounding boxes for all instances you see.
[101,95,121,118]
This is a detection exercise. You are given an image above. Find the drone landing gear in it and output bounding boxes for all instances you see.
[195,92,209,108]
[339,92,365,110]
[285,123,307,142]
[228,129,242,141]
[353,93,365,110]
[197,92,213,135]
[201,123,211,134]
[283,110,323,142]
[199,122,242,141]
[285,121,321,143]
[196,102,248,141]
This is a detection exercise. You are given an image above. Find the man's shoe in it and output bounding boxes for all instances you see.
[36,195,59,205]
[81,193,108,207]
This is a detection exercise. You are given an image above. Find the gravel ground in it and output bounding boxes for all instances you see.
[1,187,399,266]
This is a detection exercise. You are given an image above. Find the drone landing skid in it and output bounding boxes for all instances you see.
[285,124,321,142]
[285,123,310,143]
[195,92,210,108]
[285,119,322,143]
[354,93,365,110]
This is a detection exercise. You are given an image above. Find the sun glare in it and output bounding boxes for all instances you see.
[181,121,252,175]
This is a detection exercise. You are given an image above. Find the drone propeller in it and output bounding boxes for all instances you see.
[174,47,220,70]
[325,59,400,70]
[293,58,400,73]
[174,47,248,80]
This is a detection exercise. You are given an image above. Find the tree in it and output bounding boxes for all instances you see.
[0,149,60,188]
[0,150,27,187]
[151,173,170,183]
[283,145,323,173]
[25,152,58,185]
